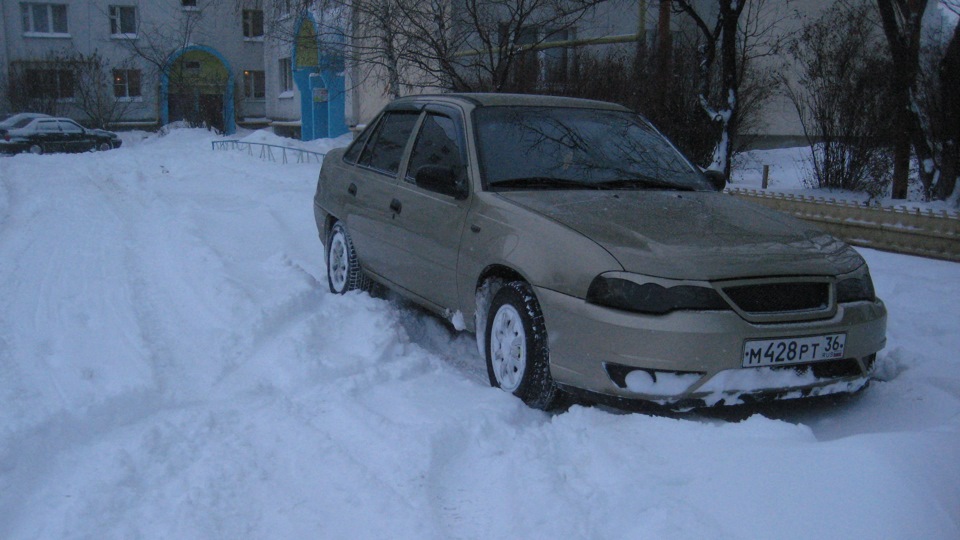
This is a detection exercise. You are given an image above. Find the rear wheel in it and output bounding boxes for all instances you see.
[326,221,368,294]
[485,281,562,410]
[28,144,43,155]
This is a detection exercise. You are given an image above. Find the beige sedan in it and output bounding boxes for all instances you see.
[313,93,887,410]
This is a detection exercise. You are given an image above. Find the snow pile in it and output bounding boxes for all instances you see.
[0,129,957,539]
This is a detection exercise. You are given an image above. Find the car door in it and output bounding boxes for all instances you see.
[33,119,63,152]
[342,108,421,280]
[386,107,472,310]
[58,120,87,152]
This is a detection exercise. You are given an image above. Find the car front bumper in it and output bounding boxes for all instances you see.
[536,286,887,408]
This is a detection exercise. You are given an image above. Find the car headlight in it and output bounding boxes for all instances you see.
[586,274,730,315]
[836,264,876,303]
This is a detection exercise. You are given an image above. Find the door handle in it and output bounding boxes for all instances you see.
[348,183,357,196]
[389,198,402,214]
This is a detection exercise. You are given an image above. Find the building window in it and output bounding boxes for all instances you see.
[504,24,574,89]
[542,28,573,85]
[21,3,68,34]
[26,69,74,99]
[113,69,141,99]
[279,57,292,93]
[243,70,265,99]
[243,10,264,38]
[109,5,137,36]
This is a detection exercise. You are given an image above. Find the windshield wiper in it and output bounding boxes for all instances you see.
[489,177,599,190]
[593,178,696,191]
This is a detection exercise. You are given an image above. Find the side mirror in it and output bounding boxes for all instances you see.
[414,165,467,199]
[704,169,727,192]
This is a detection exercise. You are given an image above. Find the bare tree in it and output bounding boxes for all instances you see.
[6,59,69,116]
[114,0,234,129]
[275,0,610,97]
[671,0,791,179]
[782,1,895,197]
[876,0,934,199]
[937,3,960,202]
[6,50,135,128]
[118,0,228,77]
[70,51,140,129]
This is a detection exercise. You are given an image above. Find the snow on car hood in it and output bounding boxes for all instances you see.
[496,190,864,280]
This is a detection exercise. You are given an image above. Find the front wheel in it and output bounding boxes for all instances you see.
[326,221,368,294]
[485,281,562,410]
[97,142,111,151]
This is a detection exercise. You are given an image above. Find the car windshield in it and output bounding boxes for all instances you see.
[475,107,711,191]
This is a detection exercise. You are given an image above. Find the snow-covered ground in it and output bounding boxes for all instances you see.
[0,129,957,539]
[732,146,960,212]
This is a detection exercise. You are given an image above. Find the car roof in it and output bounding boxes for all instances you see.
[386,93,632,112]
[0,112,51,127]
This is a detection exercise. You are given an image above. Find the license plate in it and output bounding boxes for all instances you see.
[742,334,846,368]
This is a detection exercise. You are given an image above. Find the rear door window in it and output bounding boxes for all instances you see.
[36,120,60,133]
[343,120,376,164]
[358,111,420,175]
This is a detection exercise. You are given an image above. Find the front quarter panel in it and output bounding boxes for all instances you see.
[458,192,623,331]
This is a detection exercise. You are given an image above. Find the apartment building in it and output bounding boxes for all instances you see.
[0,0,266,134]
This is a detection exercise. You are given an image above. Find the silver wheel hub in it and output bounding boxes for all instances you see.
[490,304,526,392]
[329,232,348,291]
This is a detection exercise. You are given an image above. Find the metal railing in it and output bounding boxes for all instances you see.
[211,139,326,164]
[726,187,960,262]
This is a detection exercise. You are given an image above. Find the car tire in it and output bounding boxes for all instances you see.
[326,221,369,294]
[28,144,43,155]
[98,142,111,151]
[485,281,562,410]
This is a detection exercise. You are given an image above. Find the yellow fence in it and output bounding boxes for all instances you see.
[726,188,960,262]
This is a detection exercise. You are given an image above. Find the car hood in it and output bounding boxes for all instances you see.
[496,190,863,280]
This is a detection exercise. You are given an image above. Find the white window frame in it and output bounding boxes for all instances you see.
[21,3,69,37]
[243,9,264,40]
[26,68,75,101]
[113,68,142,101]
[109,5,137,38]
[279,57,293,96]
[243,70,265,100]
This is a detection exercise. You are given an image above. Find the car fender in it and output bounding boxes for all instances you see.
[314,148,349,237]
[456,191,623,332]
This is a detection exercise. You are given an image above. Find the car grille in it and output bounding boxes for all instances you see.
[722,282,830,313]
